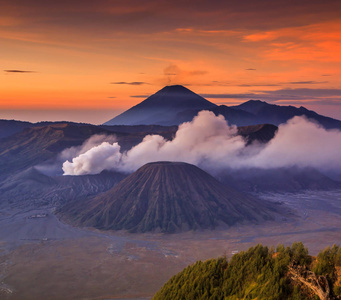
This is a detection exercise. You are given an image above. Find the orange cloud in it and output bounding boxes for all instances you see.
[244,32,278,42]
[244,21,341,62]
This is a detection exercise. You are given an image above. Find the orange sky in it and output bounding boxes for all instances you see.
[1,0,341,124]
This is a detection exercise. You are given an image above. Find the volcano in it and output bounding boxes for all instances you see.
[59,162,281,233]
[104,85,216,126]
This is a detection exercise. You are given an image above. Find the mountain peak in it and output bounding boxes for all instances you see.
[104,85,216,126]
[59,161,280,233]
[156,85,194,94]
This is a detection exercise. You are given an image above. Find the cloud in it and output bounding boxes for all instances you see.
[200,93,262,99]
[4,0,341,36]
[163,64,208,85]
[245,68,256,70]
[243,21,341,62]
[62,111,341,176]
[241,116,341,170]
[37,134,117,176]
[260,88,341,98]
[111,81,148,85]
[4,69,36,73]
[63,142,122,175]
[237,84,280,87]
[200,88,341,104]
[63,111,244,175]
[285,81,328,84]
[130,94,150,98]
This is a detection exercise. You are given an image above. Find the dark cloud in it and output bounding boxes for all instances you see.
[3,0,340,38]
[245,68,256,71]
[111,82,149,85]
[237,84,280,87]
[286,81,328,84]
[200,88,341,103]
[4,70,36,73]
[201,93,259,99]
[107,96,117,98]
[261,88,341,97]
[130,95,150,98]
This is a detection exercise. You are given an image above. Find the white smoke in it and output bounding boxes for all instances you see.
[62,111,341,175]
[60,134,117,162]
[36,134,117,176]
[63,142,122,175]
[241,116,341,170]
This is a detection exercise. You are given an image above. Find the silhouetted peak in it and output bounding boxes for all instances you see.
[155,85,198,96]
[233,99,271,114]
[299,106,309,111]
[243,99,268,105]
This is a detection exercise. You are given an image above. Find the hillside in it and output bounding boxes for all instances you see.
[0,123,177,180]
[154,243,341,300]
[59,162,282,233]
[0,167,126,208]
[0,123,113,179]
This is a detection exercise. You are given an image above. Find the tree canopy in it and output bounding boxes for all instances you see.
[153,243,341,300]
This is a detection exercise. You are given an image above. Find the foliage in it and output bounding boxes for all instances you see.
[153,243,339,300]
[313,244,341,296]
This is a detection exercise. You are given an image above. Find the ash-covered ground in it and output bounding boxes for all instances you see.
[0,190,340,300]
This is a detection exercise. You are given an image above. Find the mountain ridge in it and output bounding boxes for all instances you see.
[104,85,341,129]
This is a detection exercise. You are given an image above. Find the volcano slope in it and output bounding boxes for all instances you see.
[59,162,284,233]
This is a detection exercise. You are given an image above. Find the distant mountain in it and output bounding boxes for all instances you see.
[170,100,341,129]
[103,86,341,129]
[0,123,113,179]
[171,104,259,126]
[0,119,91,139]
[0,123,179,179]
[0,119,34,139]
[59,162,283,233]
[233,100,341,129]
[237,124,277,145]
[104,85,217,126]
[0,120,279,185]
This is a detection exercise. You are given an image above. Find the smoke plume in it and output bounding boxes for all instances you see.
[36,134,117,176]
[62,111,341,175]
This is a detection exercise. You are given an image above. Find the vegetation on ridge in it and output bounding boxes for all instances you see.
[153,243,341,300]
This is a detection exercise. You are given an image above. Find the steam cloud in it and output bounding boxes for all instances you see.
[37,134,117,176]
[60,134,117,162]
[62,111,341,175]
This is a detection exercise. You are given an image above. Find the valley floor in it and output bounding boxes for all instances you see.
[0,190,340,300]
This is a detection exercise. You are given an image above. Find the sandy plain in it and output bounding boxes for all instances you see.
[0,190,340,300]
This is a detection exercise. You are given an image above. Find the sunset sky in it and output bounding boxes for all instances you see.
[1,0,341,124]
